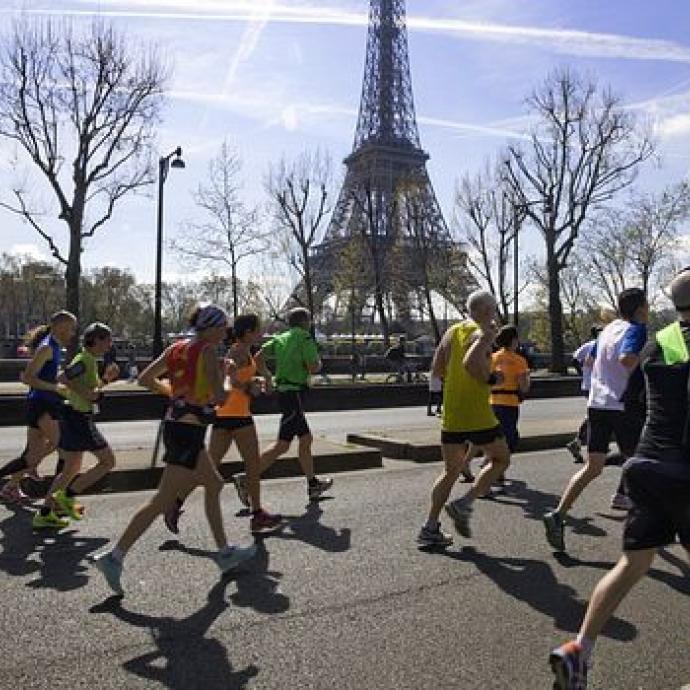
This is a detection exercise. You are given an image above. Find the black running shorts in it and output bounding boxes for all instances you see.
[162,421,207,470]
[26,398,64,429]
[58,407,108,453]
[212,416,254,432]
[277,390,310,442]
[623,459,690,550]
[587,407,641,456]
[441,425,504,446]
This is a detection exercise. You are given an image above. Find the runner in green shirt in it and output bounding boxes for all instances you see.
[33,323,120,529]
[233,308,333,504]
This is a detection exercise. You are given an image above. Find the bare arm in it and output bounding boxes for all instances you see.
[431,328,454,380]
[202,345,226,406]
[255,349,273,390]
[619,353,640,370]
[306,358,322,375]
[138,350,172,397]
[463,331,495,383]
[23,345,62,394]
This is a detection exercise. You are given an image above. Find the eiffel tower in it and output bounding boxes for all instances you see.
[310,0,474,336]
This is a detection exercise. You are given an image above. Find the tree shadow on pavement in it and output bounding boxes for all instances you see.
[90,579,259,690]
[556,550,690,596]
[159,538,290,615]
[0,502,107,591]
[444,546,637,641]
[271,501,351,553]
[484,479,608,539]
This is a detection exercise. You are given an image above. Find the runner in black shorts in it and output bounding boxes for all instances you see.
[548,269,690,690]
[543,288,648,553]
[0,311,76,507]
[164,313,281,535]
[253,308,332,502]
[93,304,256,595]
[34,323,120,529]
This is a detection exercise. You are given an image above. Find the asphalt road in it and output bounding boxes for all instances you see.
[0,397,584,455]
[0,450,687,689]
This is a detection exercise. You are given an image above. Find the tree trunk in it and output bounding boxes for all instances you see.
[424,284,440,343]
[303,250,316,339]
[231,261,239,319]
[547,246,565,373]
[65,234,82,357]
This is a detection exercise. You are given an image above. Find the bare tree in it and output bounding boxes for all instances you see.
[171,141,266,317]
[455,165,523,323]
[265,150,332,333]
[585,182,689,310]
[503,68,653,371]
[399,190,449,341]
[0,19,168,323]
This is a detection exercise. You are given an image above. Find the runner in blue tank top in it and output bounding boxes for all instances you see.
[0,311,77,504]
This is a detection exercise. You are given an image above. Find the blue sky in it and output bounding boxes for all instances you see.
[1,0,690,283]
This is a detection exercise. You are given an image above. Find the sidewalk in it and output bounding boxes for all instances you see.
[347,414,576,462]
[19,412,578,495]
[24,437,383,495]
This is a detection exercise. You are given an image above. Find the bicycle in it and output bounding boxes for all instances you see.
[384,365,428,384]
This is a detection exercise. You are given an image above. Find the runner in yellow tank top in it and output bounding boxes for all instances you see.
[417,290,511,547]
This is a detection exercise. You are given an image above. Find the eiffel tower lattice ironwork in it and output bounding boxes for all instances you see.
[310,0,474,335]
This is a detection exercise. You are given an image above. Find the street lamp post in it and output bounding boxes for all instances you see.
[153,146,185,358]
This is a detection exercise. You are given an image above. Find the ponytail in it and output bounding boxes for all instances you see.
[23,325,51,353]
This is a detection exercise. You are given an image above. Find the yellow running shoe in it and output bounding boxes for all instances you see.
[32,510,69,529]
[53,489,84,521]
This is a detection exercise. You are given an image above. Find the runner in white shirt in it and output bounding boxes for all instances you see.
[543,289,648,553]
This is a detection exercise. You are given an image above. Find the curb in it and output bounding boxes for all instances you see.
[20,445,383,497]
[346,432,575,462]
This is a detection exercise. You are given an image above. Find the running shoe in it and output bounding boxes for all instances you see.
[93,552,124,595]
[543,511,566,552]
[445,500,472,538]
[52,489,84,521]
[417,523,453,547]
[0,483,30,504]
[32,510,69,529]
[216,544,258,574]
[232,473,250,508]
[461,470,475,483]
[549,640,589,689]
[308,477,333,501]
[250,509,283,533]
[609,493,633,511]
[163,501,184,534]
[565,439,584,464]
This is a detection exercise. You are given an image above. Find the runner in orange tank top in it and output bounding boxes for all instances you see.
[164,313,282,535]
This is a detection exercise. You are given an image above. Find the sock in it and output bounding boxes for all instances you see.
[575,634,594,664]
[424,518,439,531]
[308,476,318,486]
[0,453,28,479]
[111,547,125,563]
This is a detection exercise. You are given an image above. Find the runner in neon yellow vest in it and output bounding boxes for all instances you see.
[417,290,511,547]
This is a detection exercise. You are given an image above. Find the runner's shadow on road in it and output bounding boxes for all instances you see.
[89,580,259,690]
[486,480,608,538]
[444,546,637,641]
[557,550,690,596]
[0,503,107,591]
[270,501,351,553]
[159,539,290,615]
